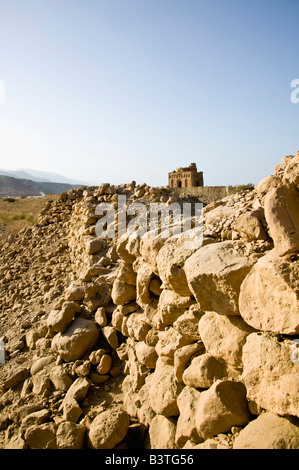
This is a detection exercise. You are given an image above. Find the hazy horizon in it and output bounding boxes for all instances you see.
[0,0,298,187]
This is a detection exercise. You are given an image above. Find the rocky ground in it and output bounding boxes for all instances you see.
[0,155,298,450]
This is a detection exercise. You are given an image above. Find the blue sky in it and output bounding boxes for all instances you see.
[0,0,298,186]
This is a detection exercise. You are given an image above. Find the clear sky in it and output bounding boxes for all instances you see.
[0,0,298,187]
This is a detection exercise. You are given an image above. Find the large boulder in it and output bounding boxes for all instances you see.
[173,305,203,342]
[175,386,202,447]
[156,236,196,296]
[46,303,78,333]
[184,241,255,315]
[195,380,249,439]
[155,328,191,359]
[156,289,194,327]
[24,423,57,449]
[174,343,203,383]
[241,333,299,417]
[198,311,255,371]
[87,409,130,449]
[233,412,299,449]
[282,155,299,187]
[264,183,299,255]
[51,318,99,362]
[56,421,86,449]
[182,353,227,389]
[136,263,154,307]
[149,359,183,417]
[111,279,136,305]
[232,210,267,242]
[149,415,178,449]
[239,250,299,335]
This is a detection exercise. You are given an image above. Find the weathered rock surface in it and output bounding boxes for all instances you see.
[198,311,255,370]
[185,241,255,315]
[241,333,299,417]
[87,409,130,449]
[51,318,99,361]
[264,184,299,256]
[195,380,249,439]
[239,250,299,334]
[233,412,299,449]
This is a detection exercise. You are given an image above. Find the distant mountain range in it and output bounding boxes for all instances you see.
[0,168,88,198]
[0,168,87,185]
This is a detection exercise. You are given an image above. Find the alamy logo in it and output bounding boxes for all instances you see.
[290,79,299,104]
[95,195,203,249]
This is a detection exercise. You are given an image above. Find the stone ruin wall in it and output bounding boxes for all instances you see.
[0,153,298,449]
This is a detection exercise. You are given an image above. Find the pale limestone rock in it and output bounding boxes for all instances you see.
[4,435,27,449]
[157,289,194,327]
[135,341,158,369]
[126,312,150,341]
[239,250,299,334]
[83,282,111,308]
[3,367,29,390]
[63,377,90,404]
[96,354,112,375]
[126,345,149,392]
[155,328,192,359]
[232,211,267,241]
[156,236,196,296]
[233,412,299,449]
[49,366,73,392]
[87,409,130,449]
[51,318,99,362]
[101,325,119,349]
[111,278,136,305]
[62,397,82,423]
[149,358,183,417]
[64,283,85,301]
[116,232,140,264]
[264,184,299,255]
[30,356,55,375]
[89,349,106,364]
[173,305,203,342]
[174,343,203,382]
[182,353,227,389]
[185,241,254,315]
[136,263,154,307]
[24,423,57,449]
[94,307,107,326]
[149,415,178,449]
[86,238,104,255]
[255,174,281,197]
[149,277,162,296]
[175,386,202,447]
[195,380,249,439]
[32,372,51,395]
[56,421,86,449]
[116,261,137,285]
[139,230,167,274]
[21,409,50,427]
[198,311,255,370]
[193,438,231,449]
[282,155,299,187]
[241,333,299,417]
[73,359,91,376]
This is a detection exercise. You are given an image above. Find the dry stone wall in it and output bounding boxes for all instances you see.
[0,155,298,449]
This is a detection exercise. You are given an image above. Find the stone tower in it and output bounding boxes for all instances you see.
[168,163,204,189]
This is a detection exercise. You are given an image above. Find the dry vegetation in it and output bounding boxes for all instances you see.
[0,195,59,234]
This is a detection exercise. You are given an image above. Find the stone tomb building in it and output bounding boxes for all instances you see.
[168,163,204,189]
